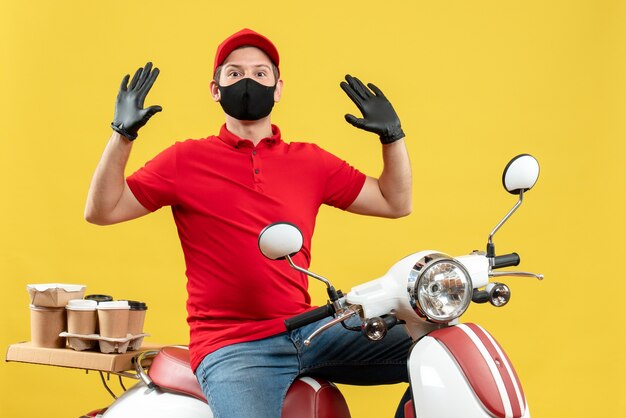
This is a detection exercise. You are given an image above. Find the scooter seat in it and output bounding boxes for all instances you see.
[148,346,351,418]
[148,346,206,401]
[281,376,351,418]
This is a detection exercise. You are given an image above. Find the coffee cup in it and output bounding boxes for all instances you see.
[30,305,66,348]
[84,294,113,333]
[66,299,98,335]
[97,301,130,338]
[127,300,148,335]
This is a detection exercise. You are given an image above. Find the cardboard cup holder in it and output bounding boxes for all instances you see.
[60,332,149,354]
[27,285,150,354]
[61,300,149,353]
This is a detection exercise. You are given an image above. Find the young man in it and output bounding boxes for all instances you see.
[85,28,413,418]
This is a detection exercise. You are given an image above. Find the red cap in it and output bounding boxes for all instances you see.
[213,28,280,74]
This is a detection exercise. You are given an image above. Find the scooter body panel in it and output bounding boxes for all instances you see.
[408,323,529,418]
[102,381,213,418]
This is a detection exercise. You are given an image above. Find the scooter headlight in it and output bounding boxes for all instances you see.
[408,253,472,324]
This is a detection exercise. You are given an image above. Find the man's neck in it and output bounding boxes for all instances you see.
[225,116,273,145]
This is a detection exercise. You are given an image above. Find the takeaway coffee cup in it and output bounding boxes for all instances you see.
[30,305,66,348]
[66,299,98,335]
[127,301,148,335]
[97,301,130,338]
[84,294,113,333]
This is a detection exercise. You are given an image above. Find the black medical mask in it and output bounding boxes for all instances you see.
[217,78,276,121]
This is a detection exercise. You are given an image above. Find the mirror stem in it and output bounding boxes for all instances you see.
[285,255,340,301]
[487,190,524,258]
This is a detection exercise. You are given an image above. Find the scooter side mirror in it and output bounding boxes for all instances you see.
[502,154,540,195]
[258,222,304,260]
[487,154,540,258]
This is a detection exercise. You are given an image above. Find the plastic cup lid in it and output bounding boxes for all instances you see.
[97,300,130,310]
[66,299,98,310]
[128,300,148,310]
[84,294,113,303]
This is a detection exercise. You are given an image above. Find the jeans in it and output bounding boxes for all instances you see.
[195,317,414,418]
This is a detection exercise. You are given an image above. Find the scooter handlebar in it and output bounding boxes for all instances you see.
[493,252,520,269]
[284,304,335,332]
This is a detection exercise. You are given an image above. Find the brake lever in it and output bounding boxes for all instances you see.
[304,306,360,346]
[489,271,544,280]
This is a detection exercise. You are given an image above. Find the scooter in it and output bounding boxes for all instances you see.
[85,153,542,418]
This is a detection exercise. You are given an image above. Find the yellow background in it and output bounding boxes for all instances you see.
[1,1,624,417]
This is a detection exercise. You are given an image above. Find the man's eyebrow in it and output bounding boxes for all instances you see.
[223,63,271,70]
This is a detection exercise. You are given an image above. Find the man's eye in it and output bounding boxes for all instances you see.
[228,71,242,77]
[256,72,267,77]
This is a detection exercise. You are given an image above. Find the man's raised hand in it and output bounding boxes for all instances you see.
[111,62,162,141]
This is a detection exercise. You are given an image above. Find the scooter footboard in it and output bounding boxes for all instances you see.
[407,323,529,418]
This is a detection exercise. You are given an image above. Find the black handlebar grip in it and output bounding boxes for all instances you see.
[493,252,520,269]
[284,304,335,332]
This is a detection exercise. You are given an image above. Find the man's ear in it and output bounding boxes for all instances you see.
[210,80,220,102]
[274,79,284,103]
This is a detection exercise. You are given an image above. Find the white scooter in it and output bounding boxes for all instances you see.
[85,154,542,418]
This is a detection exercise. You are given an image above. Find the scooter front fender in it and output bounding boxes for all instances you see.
[102,381,213,418]
[408,323,529,418]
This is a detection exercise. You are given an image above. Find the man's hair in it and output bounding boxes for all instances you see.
[213,46,279,84]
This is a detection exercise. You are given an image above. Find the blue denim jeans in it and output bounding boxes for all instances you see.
[195,317,413,418]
